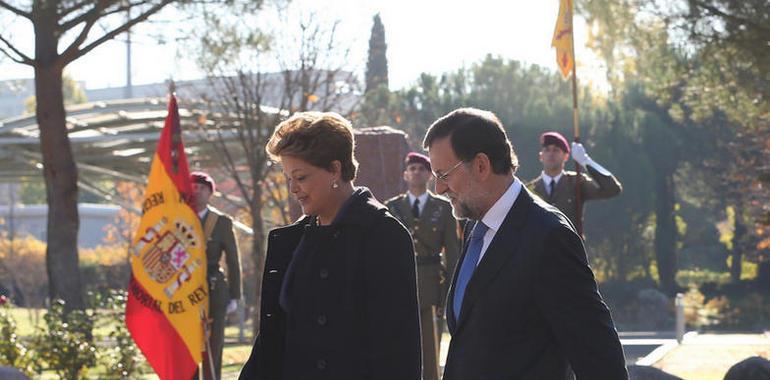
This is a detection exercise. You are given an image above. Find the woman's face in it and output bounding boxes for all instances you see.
[281,155,338,217]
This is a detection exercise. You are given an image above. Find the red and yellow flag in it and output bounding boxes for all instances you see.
[126,94,207,380]
[552,0,574,79]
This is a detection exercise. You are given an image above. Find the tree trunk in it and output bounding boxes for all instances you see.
[654,172,678,296]
[730,203,746,282]
[34,3,84,311]
[250,185,266,337]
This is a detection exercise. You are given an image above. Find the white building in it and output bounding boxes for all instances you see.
[0,203,120,248]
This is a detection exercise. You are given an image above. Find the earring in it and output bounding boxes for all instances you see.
[332,180,339,189]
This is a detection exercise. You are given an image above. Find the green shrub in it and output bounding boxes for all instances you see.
[93,291,149,379]
[0,299,37,377]
[31,300,97,379]
[676,269,731,288]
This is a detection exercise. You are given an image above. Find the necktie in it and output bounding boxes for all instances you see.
[549,178,556,198]
[412,198,420,218]
[453,221,489,322]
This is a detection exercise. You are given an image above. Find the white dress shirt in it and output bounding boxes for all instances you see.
[477,178,523,263]
[407,191,429,215]
[541,170,564,196]
[197,208,208,220]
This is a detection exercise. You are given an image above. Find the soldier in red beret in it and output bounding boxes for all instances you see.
[190,171,242,380]
[527,131,622,229]
[385,152,460,380]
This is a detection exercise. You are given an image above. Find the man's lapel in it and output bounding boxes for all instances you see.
[454,189,533,331]
[399,195,417,225]
[533,176,547,199]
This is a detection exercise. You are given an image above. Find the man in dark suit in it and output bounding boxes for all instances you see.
[528,131,622,228]
[191,171,242,380]
[385,152,460,380]
[423,108,628,380]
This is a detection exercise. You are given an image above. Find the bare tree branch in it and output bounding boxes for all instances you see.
[0,1,31,19]
[59,0,139,33]
[60,0,174,66]
[58,0,104,20]
[0,33,33,65]
[690,0,770,34]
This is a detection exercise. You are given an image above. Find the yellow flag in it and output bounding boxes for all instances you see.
[552,0,574,79]
[126,95,207,380]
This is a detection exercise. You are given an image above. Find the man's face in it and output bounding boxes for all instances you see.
[403,162,431,189]
[539,144,568,172]
[191,182,212,211]
[428,137,483,220]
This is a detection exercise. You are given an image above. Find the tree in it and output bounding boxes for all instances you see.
[191,11,358,333]
[24,72,87,114]
[365,13,388,93]
[356,13,392,127]
[0,0,188,311]
[580,0,770,289]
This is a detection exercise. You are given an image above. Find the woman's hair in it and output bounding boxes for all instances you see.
[266,112,358,181]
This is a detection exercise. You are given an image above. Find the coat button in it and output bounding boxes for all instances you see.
[317,314,328,326]
[316,359,327,370]
[319,268,329,279]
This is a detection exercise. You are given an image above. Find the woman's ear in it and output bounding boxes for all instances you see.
[329,160,343,179]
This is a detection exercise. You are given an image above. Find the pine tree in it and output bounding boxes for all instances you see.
[365,13,389,92]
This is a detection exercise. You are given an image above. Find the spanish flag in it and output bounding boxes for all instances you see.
[126,94,207,380]
[552,0,574,79]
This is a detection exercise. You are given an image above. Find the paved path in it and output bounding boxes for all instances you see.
[649,332,770,380]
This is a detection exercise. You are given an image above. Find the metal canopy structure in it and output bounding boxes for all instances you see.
[0,97,281,206]
[1,98,200,180]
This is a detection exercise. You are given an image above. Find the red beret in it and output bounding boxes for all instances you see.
[405,152,431,171]
[540,131,570,154]
[190,171,215,193]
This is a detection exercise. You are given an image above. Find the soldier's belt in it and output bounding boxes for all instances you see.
[416,254,442,265]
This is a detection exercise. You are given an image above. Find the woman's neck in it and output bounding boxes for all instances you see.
[317,182,355,226]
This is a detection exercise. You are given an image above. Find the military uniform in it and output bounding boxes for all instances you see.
[385,192,459,380]
[199,207,241,380]
[528,165,622,228]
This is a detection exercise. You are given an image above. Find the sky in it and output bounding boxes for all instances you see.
[0,0,607,92]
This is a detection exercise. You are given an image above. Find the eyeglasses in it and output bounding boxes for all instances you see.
[433,160,464,183]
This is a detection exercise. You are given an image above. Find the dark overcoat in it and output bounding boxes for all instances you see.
[238,188,421,380]
[443,187,628,380]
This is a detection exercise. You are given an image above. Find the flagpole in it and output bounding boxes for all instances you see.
[568,0,583,236]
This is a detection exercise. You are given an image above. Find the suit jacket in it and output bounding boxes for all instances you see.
[528,165,622,228]
[443,186,627,380]
[203,207,241,300]
[385,192,460,307]
[238,188,421,380]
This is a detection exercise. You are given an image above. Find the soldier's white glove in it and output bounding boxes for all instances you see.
[226,299,238,314]
[571,142,612,176]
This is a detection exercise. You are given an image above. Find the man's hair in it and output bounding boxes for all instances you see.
[423,108,518,175]
[266,112,358,181]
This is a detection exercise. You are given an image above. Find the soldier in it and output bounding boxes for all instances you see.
[190,171,242,380]
[385,152,460,380]
[528,131,622,229]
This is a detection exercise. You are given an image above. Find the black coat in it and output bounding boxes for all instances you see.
[239,188,421,380]
[444,187,628,380]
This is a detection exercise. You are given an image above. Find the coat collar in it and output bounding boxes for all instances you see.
[447,187,534,334]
